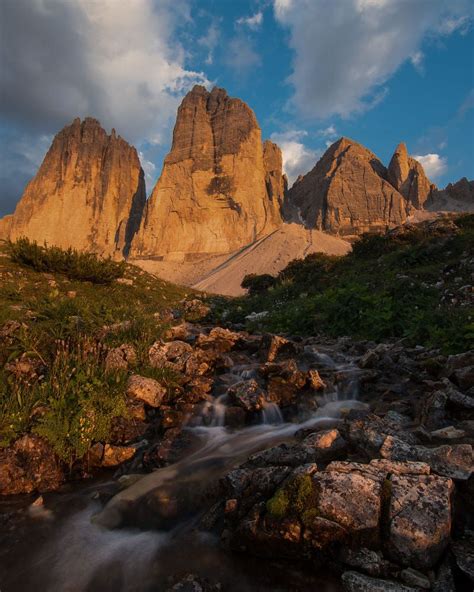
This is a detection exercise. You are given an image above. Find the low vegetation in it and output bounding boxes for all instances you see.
[8,237,126,284]
[0,240,197,463]
[215,215,474,354]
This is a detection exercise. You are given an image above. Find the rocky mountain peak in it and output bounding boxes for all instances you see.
[7,117,146,257]
[283,137,407,236]
[388,142,435,209]
[130,86,283,261]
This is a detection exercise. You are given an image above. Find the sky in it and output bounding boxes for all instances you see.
[0,0,473,217]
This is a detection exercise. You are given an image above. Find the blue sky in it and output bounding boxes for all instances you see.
[1,0,473,216]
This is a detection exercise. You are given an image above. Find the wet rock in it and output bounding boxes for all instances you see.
[433,557,456,592]
[89,443,137,467]
[0,435,64,494]
[386,473,454,569]
[109,405,148,445]
[105,344,137,372]
[227,379,267,413]
[143,428,199,469]
[243,443,316,468]
[302,429,347,462]
[126,374,166,407]
[224,406,246,428]
[308,368,326,390]
[261,334,297,362]
[341,571,418,592]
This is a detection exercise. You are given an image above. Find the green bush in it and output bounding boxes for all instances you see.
[241,273,276,295]
[8,238,126,284]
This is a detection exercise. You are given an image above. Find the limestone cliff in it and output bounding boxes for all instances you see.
[387,142,435,209]
[283,138,408,236]
[7,118,146,257]
[427,177,474,212]
[131,86,283,260]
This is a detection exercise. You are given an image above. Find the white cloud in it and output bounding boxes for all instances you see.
[271,130,321,186]
[410,51,424,74]
[273,0,472,119]
[198,21,220,65]
[138,151,157,186]
[237,12,263,30]
[318,125,338,138]
[1,0,209,145]
[413,153,448,178]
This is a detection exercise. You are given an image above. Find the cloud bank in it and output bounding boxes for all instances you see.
[271,130,321,186]
[413,153,448,179]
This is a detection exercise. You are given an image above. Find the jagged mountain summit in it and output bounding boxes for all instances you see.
[283,137,409,236]
[130,85,284,261]
[5,117,146,257]
[387,142,435,209]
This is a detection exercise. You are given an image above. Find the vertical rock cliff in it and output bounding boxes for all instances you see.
[7,118,146,257]
[283,137,409,235]
[387,142,436,209]
[131,86,283,260]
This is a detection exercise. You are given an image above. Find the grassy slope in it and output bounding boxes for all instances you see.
[213,215,474,354]
[0,241,198,462]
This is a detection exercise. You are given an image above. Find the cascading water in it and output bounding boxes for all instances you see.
[1,346,365,592]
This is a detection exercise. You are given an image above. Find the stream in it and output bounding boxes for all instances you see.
[1,345,366,592]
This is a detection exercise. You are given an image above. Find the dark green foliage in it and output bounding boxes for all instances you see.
[8,238,126,284]
[218,216,474,354]
[241,273,276,295]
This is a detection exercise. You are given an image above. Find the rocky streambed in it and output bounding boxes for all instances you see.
[1,323,473,591]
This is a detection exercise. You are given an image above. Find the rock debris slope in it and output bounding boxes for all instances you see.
[130,86,283,261]
[7,117,146,257]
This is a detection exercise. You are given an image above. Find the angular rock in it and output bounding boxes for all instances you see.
[386,473,454,569]
[89,443,136,468]
[341,571,418,592]
[105,344,137,372]
[0,435,64,494]
[7,118,145,257]
[227,379,267,413]
[126,374,166,407]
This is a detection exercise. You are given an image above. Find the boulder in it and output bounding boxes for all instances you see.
[0,435,64,494]
[227,379,268,413]
[105,344,137,372]
[385,473,454,569]
[126,374,166,407]
[341,571,418,592]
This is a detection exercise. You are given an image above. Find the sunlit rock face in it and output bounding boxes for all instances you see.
[130,86,283,261]
[283,137,409,236]
[8,117,146,257]
[387,142,436,209]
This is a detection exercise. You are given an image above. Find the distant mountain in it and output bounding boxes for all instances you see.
[0,87,471,295]
[3,117,145,257]
[130,85,284,261]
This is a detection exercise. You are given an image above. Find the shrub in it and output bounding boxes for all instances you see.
[8,238,126,284]
[241,273,276,295]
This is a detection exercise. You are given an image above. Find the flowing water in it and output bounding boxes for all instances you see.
[1,346,366,592]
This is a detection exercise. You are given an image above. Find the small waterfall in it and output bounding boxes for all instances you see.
[193,394,227,427]
[260,401,283,425]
